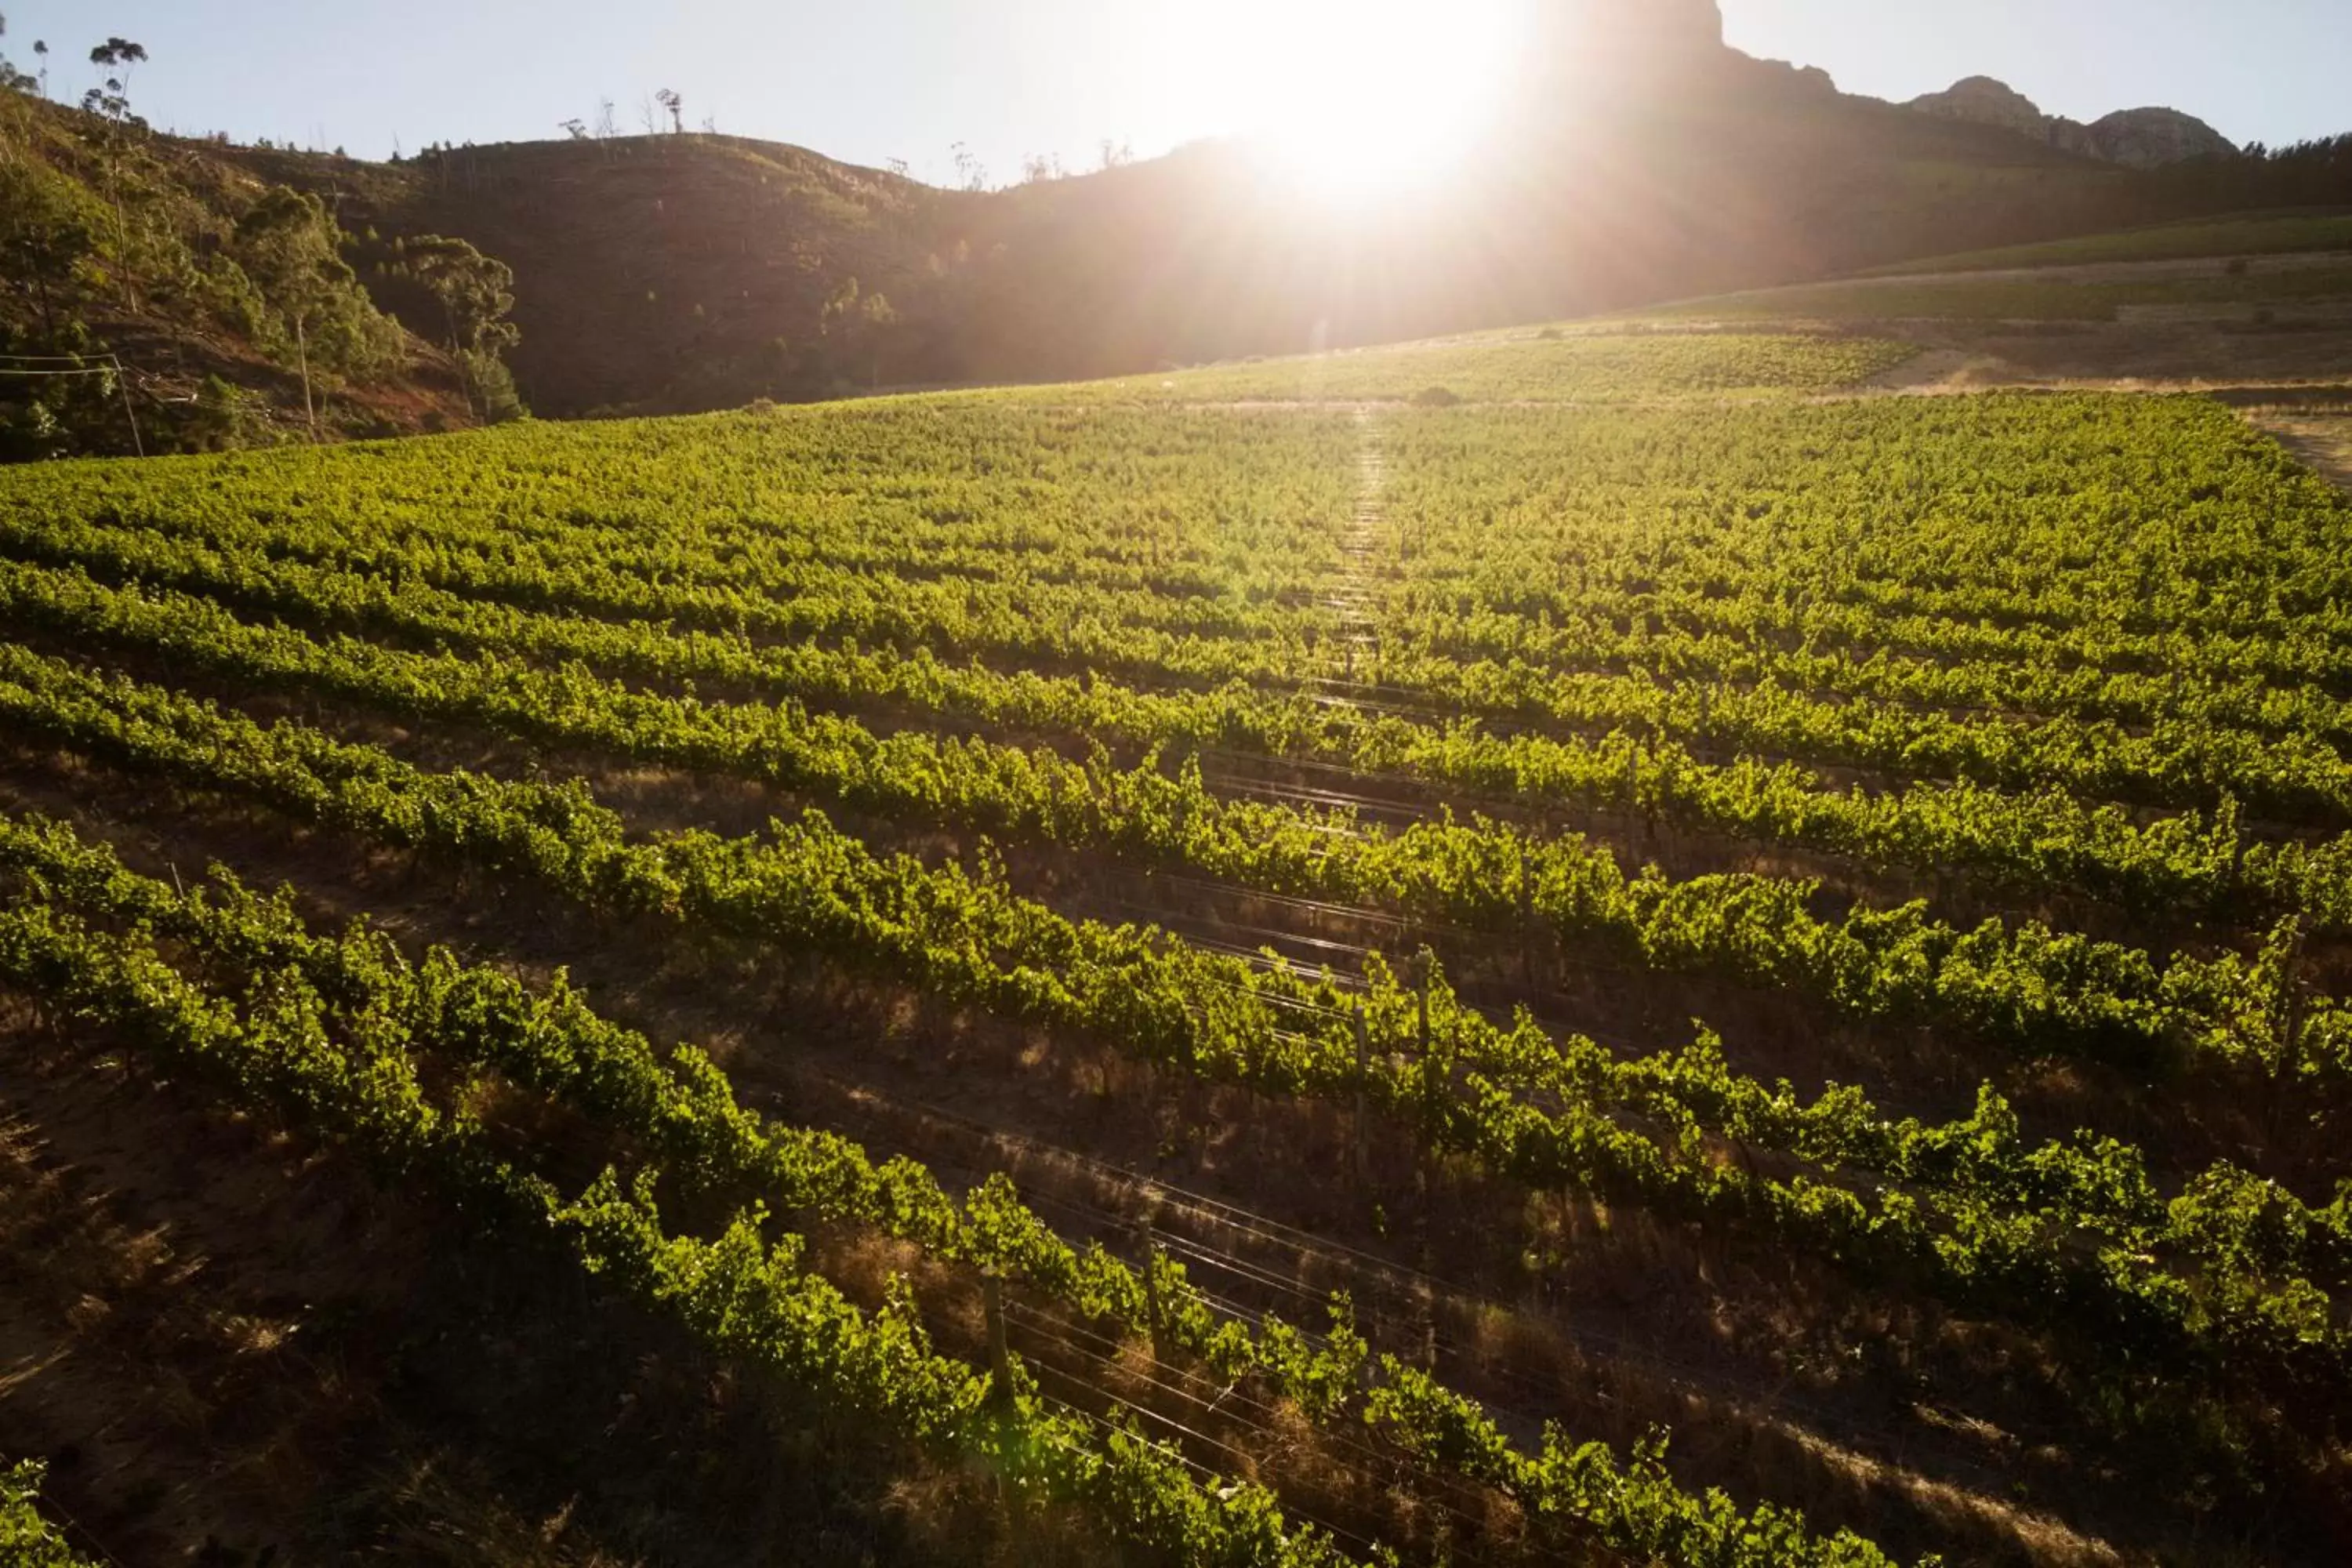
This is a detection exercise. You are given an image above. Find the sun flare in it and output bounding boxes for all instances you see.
[1236,0,1519,202]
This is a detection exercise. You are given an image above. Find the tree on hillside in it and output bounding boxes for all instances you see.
[30,38,42,98]
[0,160,93,343]
[951,142,989,192]
[656,89,683,134]
[398,234,524,421]
[821,276,897,389]
[234,187,404,437]
[79,36,148,309]
[82,37,143,111]
[0,16,27,92]
[0,16,39,93]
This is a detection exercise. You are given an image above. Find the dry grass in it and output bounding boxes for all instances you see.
[361,1457,644,1566]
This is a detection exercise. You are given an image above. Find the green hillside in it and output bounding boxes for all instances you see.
[268,96,2135,417]
[0,89,506,458]
[226,71,2347,420]
[3,25,2349,448]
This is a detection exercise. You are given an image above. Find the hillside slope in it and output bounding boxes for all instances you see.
[229,132,965,418]
[9,0,2347,432]
[239,103,2129,418]
[0,92,486,459]
[240,30,2346,420]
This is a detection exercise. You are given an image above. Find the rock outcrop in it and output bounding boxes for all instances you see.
[1566,0,1726,62]
[2086,107,2240,169]
[1909,77,2055,141]
[1525,1,1837,103]
[1907,76,2234,168]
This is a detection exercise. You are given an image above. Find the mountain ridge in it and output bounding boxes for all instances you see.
[1907,75,2237,169]
[2,5,2346,452]
[0,87,485,459]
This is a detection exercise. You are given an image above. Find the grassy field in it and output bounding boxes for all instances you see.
[1073,330,1919,402]
[3,328,2350,1566]
[1860,210,2352,276]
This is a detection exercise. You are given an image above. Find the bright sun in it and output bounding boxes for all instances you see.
[1236,0,1519,202]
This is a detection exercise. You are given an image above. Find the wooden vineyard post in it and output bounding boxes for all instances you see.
[984,1270,1014,1410]
[1138,1221,1165,1363]
[982,1268,1026,1545]
[1632,746,1657,845]
[110,356,143,459]
[1415,954,1440,1156]
[2267,916,2309,1142]
[1353,1008,1370,1182]
[2283,920,2307,1065]
[1517,840,1537,989]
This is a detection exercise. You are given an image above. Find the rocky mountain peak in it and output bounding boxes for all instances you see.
[2088,107,2239,169]
[1914,76,2047,133]
[1522,0,1843,106]
[1906,76,2235,168]
[1534,0,1726,71]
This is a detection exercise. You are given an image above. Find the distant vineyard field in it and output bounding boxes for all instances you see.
[2,328,2348,1565]
[1860,210,2352,276]
[1647,261,2352,323]
[1072,330,1919,402]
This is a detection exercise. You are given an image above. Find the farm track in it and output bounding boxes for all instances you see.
[1320,408,1389,678]
[2252,409,2352,494]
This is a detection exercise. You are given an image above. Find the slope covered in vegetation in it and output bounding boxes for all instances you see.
[6,13,2349,443]
[230,71,2352,419]
[0,66,517,459]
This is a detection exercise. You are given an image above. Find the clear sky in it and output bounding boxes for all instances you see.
[6,0,2347,187]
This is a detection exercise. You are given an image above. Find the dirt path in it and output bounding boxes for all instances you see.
[2249,410,2352,493]
[1323,407,1389,677]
